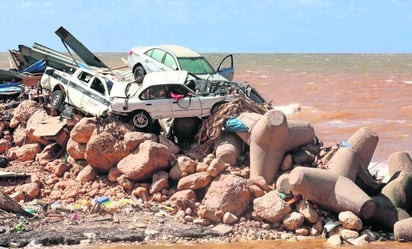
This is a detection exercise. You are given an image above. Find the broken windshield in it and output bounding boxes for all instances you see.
[178,57,215,75]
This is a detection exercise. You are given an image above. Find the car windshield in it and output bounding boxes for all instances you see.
[178,57,215,75]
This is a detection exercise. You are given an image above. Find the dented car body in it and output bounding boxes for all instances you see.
[109,70,235,129]
[40,66,116,117]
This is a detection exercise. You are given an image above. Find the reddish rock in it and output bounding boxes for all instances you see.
[76,165,96,182]
[117,140,172,181]
[169,156,198,181]
[199,174,251,222]
[16,183,40,200]
[117,174,134,191]
[25,109,51,145]
[86,130,129,172]
[13,143,41,161]
[12,126,29,147]
[177,172,212,191]
[207,157,228,177]
[70,117,97,143]
[108,167,122,182]
[150,171,169,194]
[123,131,156,153]
[283,211,305,231]
[132,186,149,201]
[196,162,209,172]
[253,190,292,224]
[37,143,63,166]
[169,189,197,205]
[66,138,86,160]
[10,100,38,128]
[45,159,70,177]
[158,135,180,154]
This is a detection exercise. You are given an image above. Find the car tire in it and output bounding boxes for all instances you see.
[50,90,65,111]
[133,65,146,83]
[131,110,152,129]
[211,102,226,114]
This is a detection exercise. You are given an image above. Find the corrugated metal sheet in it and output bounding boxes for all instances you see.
[55,26,108,69]
[19,44,77,71]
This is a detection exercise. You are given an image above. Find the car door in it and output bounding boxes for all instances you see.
[137,85,172,119]
[216,54,234,81]
[79,76,110,116]
[167,84,203,118]
[143,48,170,73]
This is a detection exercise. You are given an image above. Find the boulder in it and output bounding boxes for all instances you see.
[10,100,38,128]
[338,211,363,231]
[76,165,96,182]
[14,143,41,161]
[169,189,197,206]
[45,159,70,177]
[207,157,228,177]
[123,131,157,153]
[150,171,169,194]
[70,118,97,143]
[253,190,291,224]
[66,138,86,160]
[283,211,305,231]
[117,140,172,181]
[177,172,212,191]
[25,109,51,145]
[86,130,129,172]
[199,174,251,222]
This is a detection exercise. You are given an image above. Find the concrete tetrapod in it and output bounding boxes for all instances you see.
[394,217,412,242]
[289,166,375,219]
[236,110,315,184]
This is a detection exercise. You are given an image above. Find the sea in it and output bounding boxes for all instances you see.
[1,52,412,248]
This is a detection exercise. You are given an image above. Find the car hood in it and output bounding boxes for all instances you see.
[195,73,228,81]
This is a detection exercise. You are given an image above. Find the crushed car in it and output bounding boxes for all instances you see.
[40,65,236,130]
[109,70,235,130]
[40,66,117,117]
[127,44,267,104]
[127,44,234,83]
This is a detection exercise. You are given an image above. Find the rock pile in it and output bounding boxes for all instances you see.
[1,99,412,246]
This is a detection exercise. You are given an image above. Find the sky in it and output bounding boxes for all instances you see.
[1,0,411,53]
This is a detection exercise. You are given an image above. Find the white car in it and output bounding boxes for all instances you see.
[127,45,234,83]
[40,66,116,117]
[109,70,234,130]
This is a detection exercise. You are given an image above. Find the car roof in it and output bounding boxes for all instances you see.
[132,45,202,58]
[142,70,188,87]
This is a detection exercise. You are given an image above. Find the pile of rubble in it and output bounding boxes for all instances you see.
[0,94,411,247]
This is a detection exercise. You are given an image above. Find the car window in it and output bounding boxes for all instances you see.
[149,49,166,63]
[139,85,167,100]
[90,78,106,95]
[167,84,190,96]
[163,53,178,69]
[78,71,93,84]
[178,57,215,75]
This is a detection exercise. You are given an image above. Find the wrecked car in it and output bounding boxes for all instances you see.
[127,44,234,83]
[109,70,235,130]
[40,66,117,117]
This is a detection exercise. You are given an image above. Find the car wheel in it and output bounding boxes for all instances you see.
[131,110,152,129]
[50,90,65,111]
[211,102,226,114]
[133,65,146,83]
